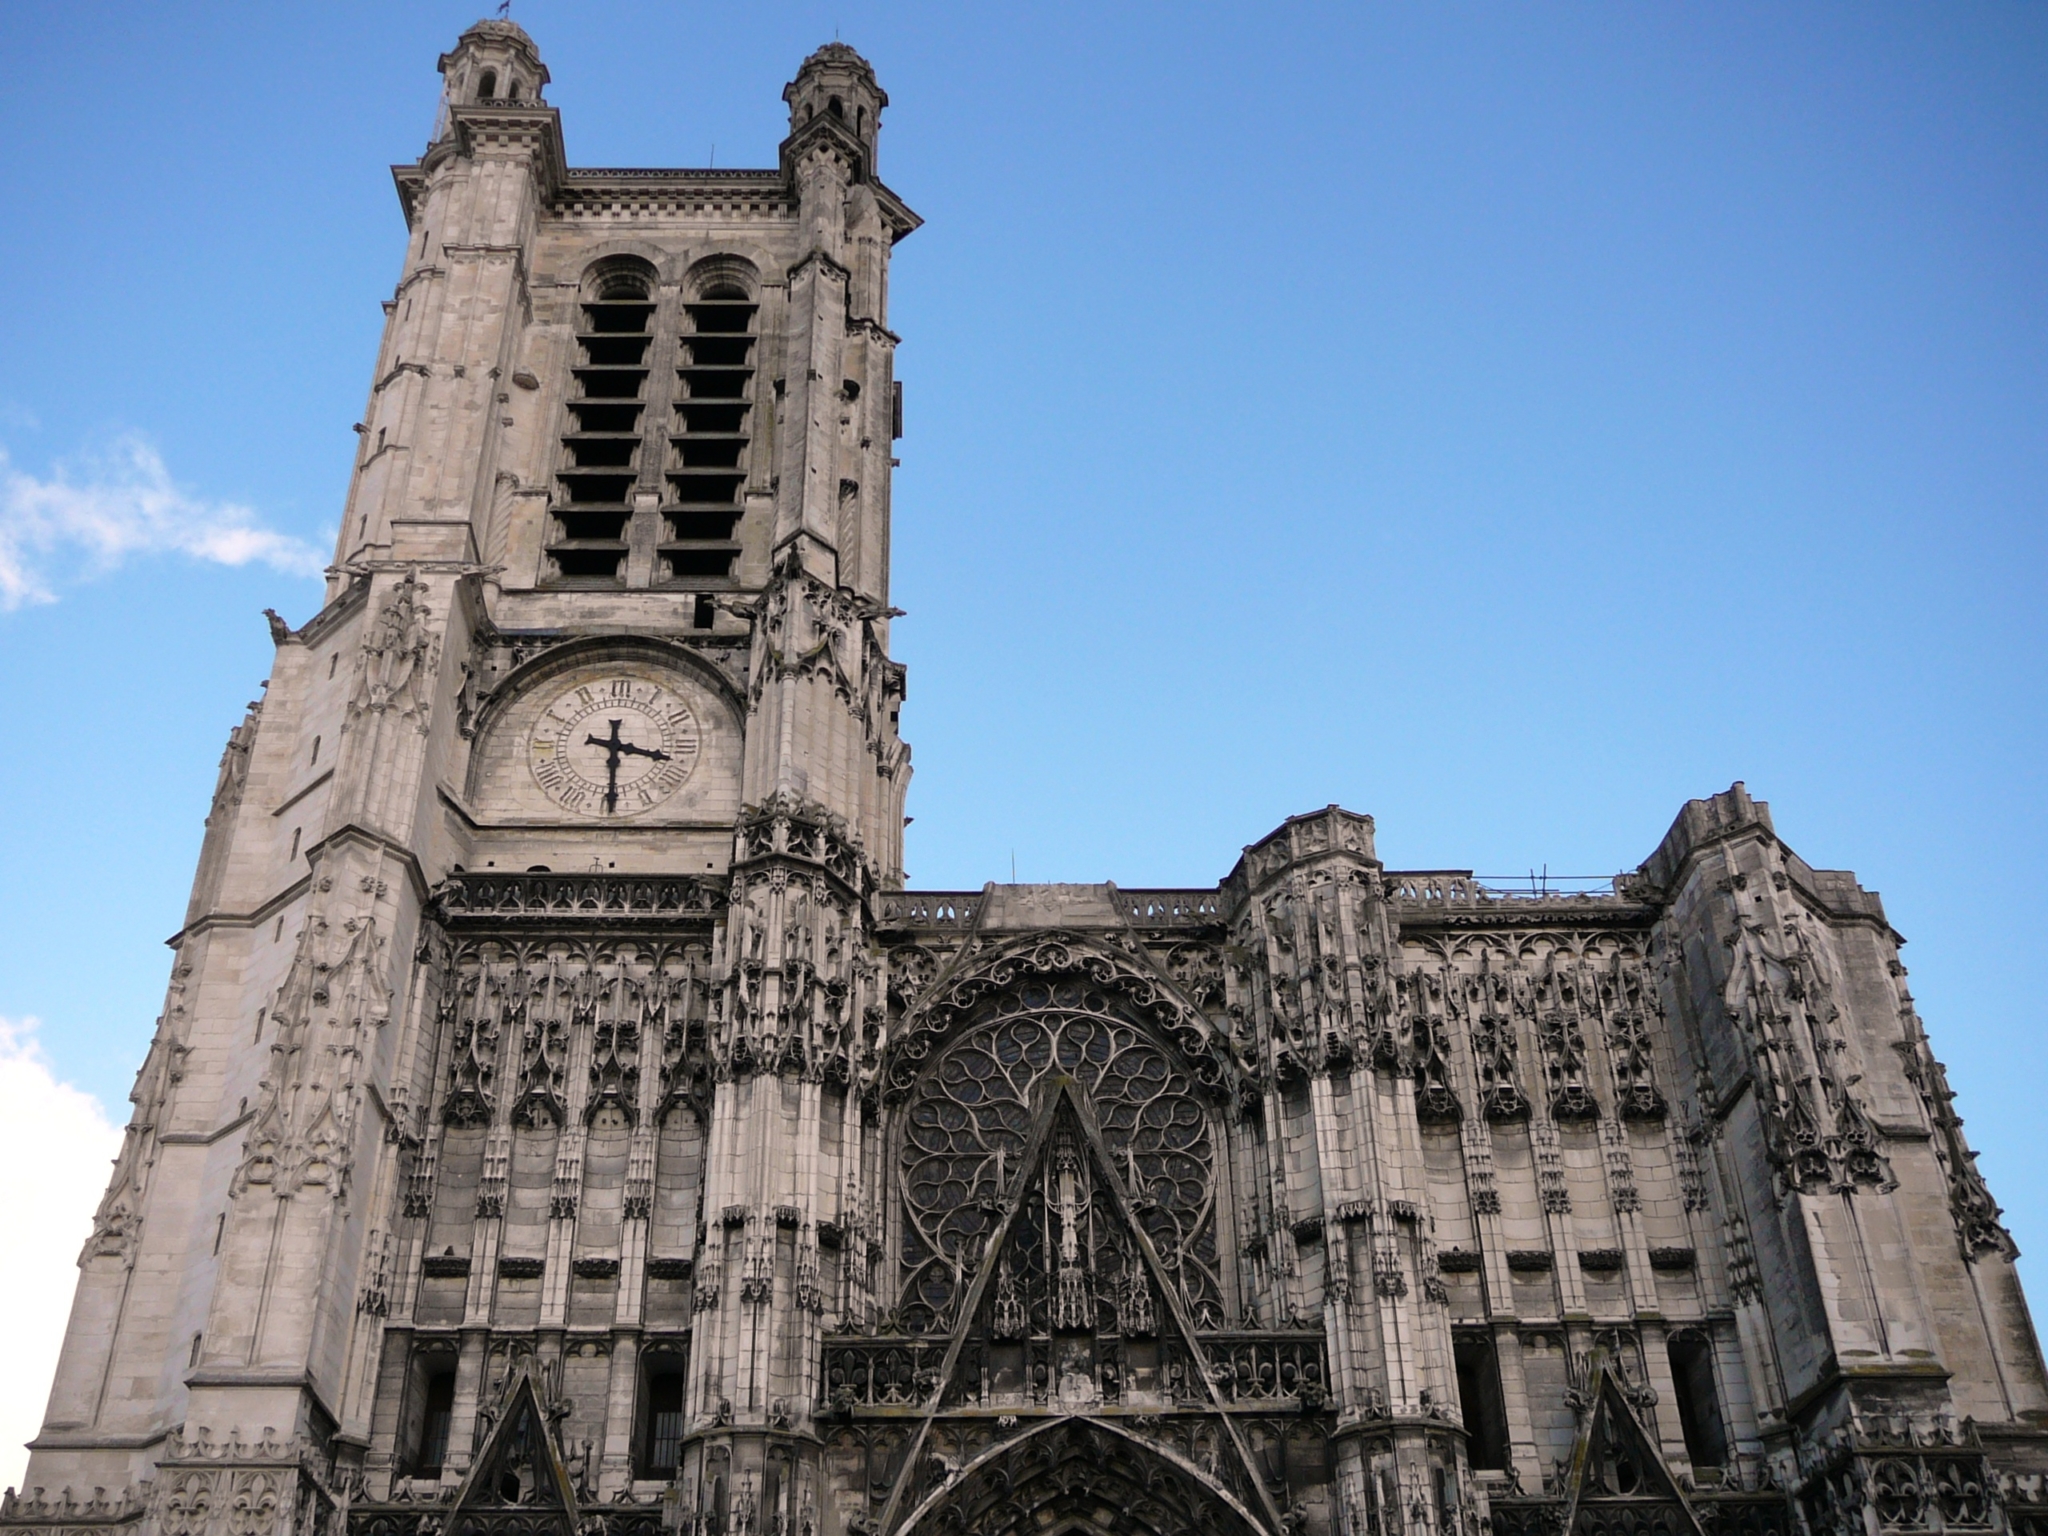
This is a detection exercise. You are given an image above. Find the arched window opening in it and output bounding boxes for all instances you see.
[405,1359,457,1478]
[665,273,758,581]
[1669,1333,1728,1467]
[636,1357,688,1478]
[549,265,657,583]
[477,69,497,101]
[828,95,844,120]
[895,1003,1227,1336]
[505,77,520,101]
[1453,1332,1511,1471]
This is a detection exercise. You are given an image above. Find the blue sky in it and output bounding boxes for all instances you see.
[0,2,2043,1299]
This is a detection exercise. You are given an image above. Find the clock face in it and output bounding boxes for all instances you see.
[528,674,701,817]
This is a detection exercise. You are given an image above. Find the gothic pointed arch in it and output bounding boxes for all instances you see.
[897,1416,1268,1536]
[1557,1353,1706,1536]
[444,1365,581,1536]
[862,1077,1290,1536]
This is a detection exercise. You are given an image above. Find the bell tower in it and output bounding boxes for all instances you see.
[7,22,918,1536]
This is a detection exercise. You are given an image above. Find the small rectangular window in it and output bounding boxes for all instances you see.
[289,828,302,862]
[693,594,716,630]
[412,1369,456,1478]
[309,735,321,766]
[637,1368,687,1477]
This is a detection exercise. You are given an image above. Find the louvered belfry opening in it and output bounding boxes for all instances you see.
[549,270,655,582]
[663,283,756,580]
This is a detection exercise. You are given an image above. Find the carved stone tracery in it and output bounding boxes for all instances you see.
[897,1000,1225,1333]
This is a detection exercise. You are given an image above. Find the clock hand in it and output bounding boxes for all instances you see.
[584,718,668,813]
[586,720,626,812]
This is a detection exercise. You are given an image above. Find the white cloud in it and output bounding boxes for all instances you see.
[0,1018,123,1496]
[0,437,326,609]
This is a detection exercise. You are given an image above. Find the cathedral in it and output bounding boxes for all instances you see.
[9,22,2048,1536]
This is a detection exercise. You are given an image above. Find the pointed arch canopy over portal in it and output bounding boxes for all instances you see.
[870,1077,1292,1536]
[899,1416,1267,1536]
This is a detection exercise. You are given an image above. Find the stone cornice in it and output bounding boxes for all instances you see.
[391,164,426,225]
[447,101,566,196]
[168,873,312,948]
[392,102,568,220]
[305,822,433,908]
[847,314,903,346]
[871,179,923,240]
[22,1430,168,1454]
[430,870,726,929]
[157,1109,254,1148]
[294,571,370,649]
[570,167,783,186]
[268,767,334,821]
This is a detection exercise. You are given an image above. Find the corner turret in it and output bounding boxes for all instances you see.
[781,42,886,175]
[430,18,549,143]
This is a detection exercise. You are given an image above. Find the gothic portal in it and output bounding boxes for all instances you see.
[8,22,2047,1536]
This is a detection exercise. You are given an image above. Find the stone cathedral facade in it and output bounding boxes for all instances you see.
[7,21,2047,1536]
